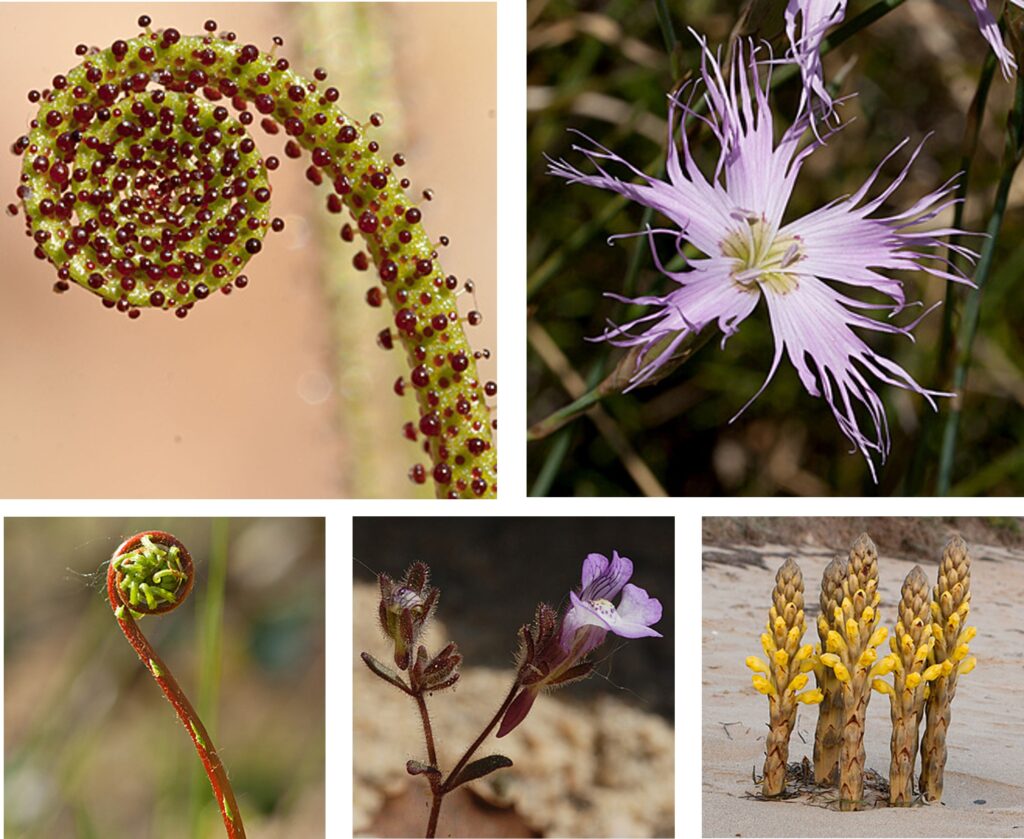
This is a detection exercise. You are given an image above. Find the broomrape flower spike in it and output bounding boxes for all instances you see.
[816,533,885,810]
[920,535,976,802]
[548,33,976,481]
[745,558,822,798]
[361,553,662,838]
[812,555,847,786]
[874,565,940,805]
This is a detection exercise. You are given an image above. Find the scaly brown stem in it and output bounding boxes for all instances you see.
[839,687,868,811]
[762,699,796,797]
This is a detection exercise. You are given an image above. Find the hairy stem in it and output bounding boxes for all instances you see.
[107,531,243,839]
[412,680,520,838]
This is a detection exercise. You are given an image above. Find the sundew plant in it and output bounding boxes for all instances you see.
[6,10,496,499]
[527,0,1024,497]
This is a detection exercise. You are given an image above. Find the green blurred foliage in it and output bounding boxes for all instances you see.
[527,0,1024,496]
[4,518,325,838]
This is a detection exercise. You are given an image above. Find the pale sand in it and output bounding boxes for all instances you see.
[702,533,1024,838]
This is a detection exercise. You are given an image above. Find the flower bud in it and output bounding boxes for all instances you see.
[377,562,439,670]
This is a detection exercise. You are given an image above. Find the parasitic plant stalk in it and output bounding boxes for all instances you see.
[745,558,823,798]
[818,534,889,811]
[812,556,846,787]
[107,531,244,838]
[919,535,977,801]
[872,565,942,805]
[8,16,496,499]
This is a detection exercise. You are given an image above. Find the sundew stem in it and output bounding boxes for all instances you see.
[10,18,496,498]
[107,531,244,839]
[936,71,1024,495]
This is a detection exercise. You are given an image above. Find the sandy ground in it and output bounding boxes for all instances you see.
[702,522,1024,837]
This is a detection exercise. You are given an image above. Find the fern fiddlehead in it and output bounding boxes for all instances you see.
[108,530,244,838]
[9,16,496,498]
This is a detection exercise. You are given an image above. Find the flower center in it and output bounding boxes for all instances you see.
[589,598,615,617]
[721,212,803,295]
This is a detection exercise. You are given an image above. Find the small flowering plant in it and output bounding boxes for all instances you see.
[361,552,662,838]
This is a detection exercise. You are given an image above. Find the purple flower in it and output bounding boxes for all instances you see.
[497,551,662,738]
[548,35,976,480]
[966,0,1023,79]
[784,0,847,124]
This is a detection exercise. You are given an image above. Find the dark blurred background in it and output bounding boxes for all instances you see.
[4,517,325,838]
[354,516,674,721]
[527,0,1024,496]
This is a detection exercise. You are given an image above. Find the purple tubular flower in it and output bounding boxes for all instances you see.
[497,551,662,738]
[547,34,977,481]
[966,0,1023,79]
[784,0,847,123]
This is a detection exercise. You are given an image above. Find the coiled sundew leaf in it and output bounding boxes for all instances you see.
[9,16,496,499]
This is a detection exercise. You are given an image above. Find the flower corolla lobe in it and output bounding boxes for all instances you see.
[497,551,662,738]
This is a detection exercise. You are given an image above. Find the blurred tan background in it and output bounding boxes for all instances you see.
[4,517,325,838]
[0,3,496,498]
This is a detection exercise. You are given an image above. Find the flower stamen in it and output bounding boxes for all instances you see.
[721,216,803,295]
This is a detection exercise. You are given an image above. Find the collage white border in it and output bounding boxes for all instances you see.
[1,1,1021,838]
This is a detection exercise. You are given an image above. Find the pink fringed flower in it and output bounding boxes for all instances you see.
[784,0,847,122]
[965,0,1023,78]
[548,35,976,480]
[497,551,662,738]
